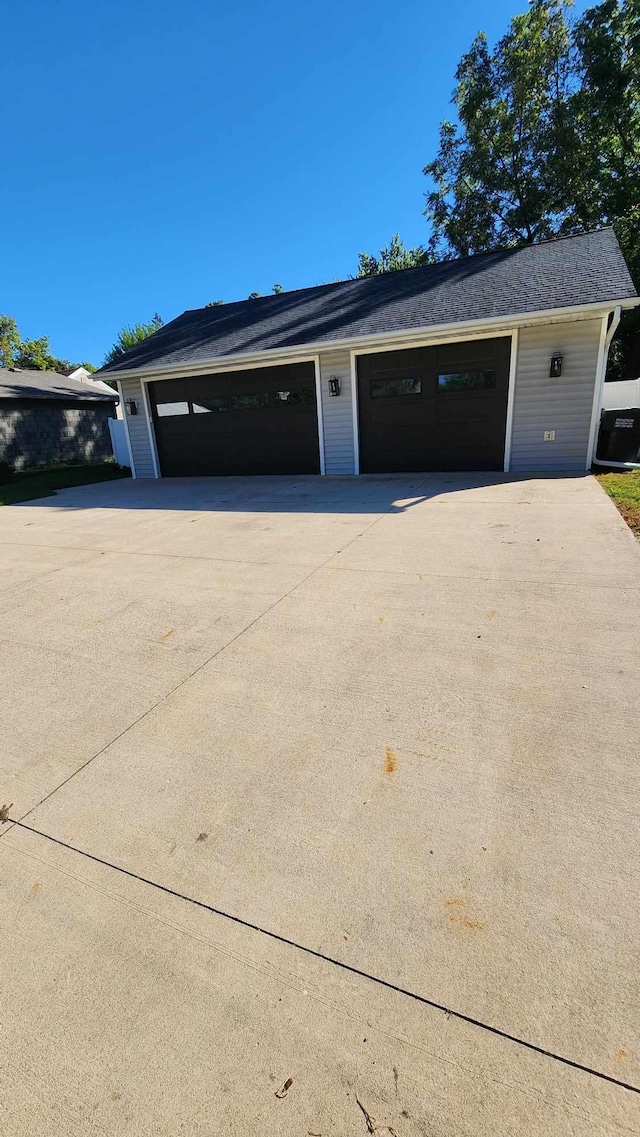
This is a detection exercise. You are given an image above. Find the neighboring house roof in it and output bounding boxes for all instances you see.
[98,229,638,376]
[0,369,118,402]
[60,366,117,396]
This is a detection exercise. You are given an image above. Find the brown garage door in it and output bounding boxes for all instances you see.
[149,362,320,476]
[357,337,511,472]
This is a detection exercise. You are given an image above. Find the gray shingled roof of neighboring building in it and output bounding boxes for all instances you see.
[0,369,118,401]
[99,229,638,375]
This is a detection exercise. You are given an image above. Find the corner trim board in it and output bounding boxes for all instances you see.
[117,380,137,478]
[140,379,160,478]
[350,351,360,475]
[503,329,519,472]
[313,355,326,475]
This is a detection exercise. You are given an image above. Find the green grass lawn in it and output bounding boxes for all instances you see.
[0,462,131,506]
[596,468,640,537]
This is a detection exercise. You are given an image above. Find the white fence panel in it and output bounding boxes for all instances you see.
[108,418,130,467]
[601,379,640,410]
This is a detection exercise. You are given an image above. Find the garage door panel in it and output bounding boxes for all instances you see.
[149,363,320,477]
[358,337,511,473]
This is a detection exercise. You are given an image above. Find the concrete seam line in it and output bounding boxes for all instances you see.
[5,818,639,1099]
[0,539,323,569]
[8,484,427,826]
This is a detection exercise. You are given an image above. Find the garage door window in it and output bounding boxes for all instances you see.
[231,392,271,411]
[192,398,228,413]
[438,370,496,392]
[370,377,422,398]
[155,401,190,417]
[273,389,315,406]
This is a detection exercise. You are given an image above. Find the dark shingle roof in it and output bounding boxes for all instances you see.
[99,229,637,375]
[0,369,118,401]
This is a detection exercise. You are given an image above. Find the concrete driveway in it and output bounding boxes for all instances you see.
[0,473,639,1136]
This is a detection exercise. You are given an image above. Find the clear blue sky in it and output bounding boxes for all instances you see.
[3,0,588,366]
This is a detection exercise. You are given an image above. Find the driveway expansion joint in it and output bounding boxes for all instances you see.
[4,817,639,1100]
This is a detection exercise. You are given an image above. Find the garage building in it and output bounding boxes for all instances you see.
[98,229,638,478]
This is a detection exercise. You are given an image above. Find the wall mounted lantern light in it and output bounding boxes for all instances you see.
[125,398,138,415]
[549,352,563,378]
[328,376,341,396]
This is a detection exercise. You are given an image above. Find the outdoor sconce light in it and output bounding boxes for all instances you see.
[328,375,341,396]
[125,398,138,415]
[549,352,563,378]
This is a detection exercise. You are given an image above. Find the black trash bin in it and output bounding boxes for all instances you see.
[597,408,640,464]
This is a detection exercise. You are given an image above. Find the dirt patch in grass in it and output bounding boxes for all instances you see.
[0,462,130,506]
[596,469,640,537]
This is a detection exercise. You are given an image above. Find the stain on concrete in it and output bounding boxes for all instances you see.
[159,628,175,643]
[617,1048,628,1061]
[31,882,42,894]
[444,896,484,931]
[196,832,208,842]
[486,609,497,619]
[384,747,397,774]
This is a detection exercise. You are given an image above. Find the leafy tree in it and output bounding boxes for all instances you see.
[247,292,262,299]
[272,283,284,294]
[423,0,576,258]
[571,0,640,289]
[14,335,70,372]
[357,233,429,276]
[206,300,224,307]
[422,0,640,373]
[0,315,20,369]
[103,314,163,365]
[0,314,95,372]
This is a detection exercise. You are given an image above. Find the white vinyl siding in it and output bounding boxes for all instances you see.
[509,319,603,472]
[318,349,355,473]
[120,377,156,478]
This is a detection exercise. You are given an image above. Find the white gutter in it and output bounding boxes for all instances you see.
[606,304,623,347]
[101,296,640,385]
[593,458,640,469]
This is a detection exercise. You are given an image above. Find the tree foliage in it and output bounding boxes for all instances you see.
[103,314,163,365]
[0,315,20,369]
[15,336,62,371]
[424,1,578,256]
[0,313,92,373]
[422,0,640,374]
[357,233,430,277]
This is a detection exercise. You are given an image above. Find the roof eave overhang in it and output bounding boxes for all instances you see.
[103,296,640,383]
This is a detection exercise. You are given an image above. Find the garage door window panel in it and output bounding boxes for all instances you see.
[156,401,190,417]
[370,377,422,398]
[192,397,229,413]
[231,392,270,411]
[272,388,315,407]
[438,370,497,392]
